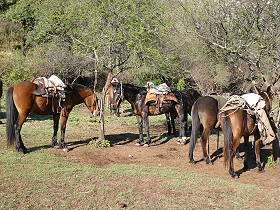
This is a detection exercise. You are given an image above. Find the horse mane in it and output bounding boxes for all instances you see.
[122,83,146,93]
[66,83,93,92]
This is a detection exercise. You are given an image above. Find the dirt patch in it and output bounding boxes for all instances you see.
[53,122,279,191]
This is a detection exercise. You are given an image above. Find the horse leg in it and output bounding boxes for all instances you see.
[143,114,151,146]
[171,113,176,135]
[242,136,250,170]
[15,113,28,154]
[136,115,144,146]
[201,128,212,164]
[58,109,70,152]
[176,106,187,144]
[51,114,60,147]
[255,139,264,172]
[236,135,250,160]
[229,137,241,178]
[165,113,172,135]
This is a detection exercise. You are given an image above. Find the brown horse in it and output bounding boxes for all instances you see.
[188,96,219,164]
[220,86,275,178]
[6,81,99,154]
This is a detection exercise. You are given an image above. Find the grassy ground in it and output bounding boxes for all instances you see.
[0,99,279,210]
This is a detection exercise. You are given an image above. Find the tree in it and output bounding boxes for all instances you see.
[179,0,279,91]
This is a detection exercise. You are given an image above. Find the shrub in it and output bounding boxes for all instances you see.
[176,78,186,90]
[89,139,111,148]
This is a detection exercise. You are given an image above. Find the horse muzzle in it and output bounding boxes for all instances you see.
[92,110,100,117]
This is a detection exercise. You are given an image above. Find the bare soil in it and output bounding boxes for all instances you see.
[54,117,279,191]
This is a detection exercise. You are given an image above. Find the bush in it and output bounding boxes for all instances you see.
[89,139,111,148]
[176,78,186,90]
[2,51,34,86]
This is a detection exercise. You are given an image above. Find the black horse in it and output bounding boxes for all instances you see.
[111,83,201,146]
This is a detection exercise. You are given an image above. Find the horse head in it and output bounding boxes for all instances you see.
[83,90,100,117]
[110,83,123,117]
[254,85,273,115]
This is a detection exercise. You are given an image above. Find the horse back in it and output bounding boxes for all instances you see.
[12,81,37,112]
[12,81,61,115]
[195,96,219,125]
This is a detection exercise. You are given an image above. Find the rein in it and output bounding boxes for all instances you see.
[115,82,124,114]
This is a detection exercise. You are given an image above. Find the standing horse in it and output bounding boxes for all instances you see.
[188,96,219,164]
[111,83,200,146]
[220,86,274,178]
[108,83,176,135]
[6,81,99,154]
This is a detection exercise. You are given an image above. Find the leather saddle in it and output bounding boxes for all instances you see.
[145,82,179,112]
[31,75,66,98]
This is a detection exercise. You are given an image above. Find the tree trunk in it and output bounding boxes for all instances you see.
[98,70,114,141]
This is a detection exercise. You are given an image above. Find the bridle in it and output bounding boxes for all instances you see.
[261,91,272,114]
[113,82,124,115]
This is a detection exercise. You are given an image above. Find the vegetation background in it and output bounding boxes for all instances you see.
[0,1,279,209]
[0,0,279,93]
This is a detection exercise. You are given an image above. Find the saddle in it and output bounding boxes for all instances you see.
[144,82,179,113]
[216,95,253,128]
[32,75,66,98]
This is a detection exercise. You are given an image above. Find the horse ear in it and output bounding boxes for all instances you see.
[254,86,261,94]
[266,85,273,97]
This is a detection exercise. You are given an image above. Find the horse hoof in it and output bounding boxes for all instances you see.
[206,160,213,165]
[180,141,187,145]
[18,147,27,154]
[63,148,69,152]
[135,142,143,146]
[258,168,265,173]
[143,143,150,147]
[231,173,239,179]
[189,159,196,164]
[235,155,243,160]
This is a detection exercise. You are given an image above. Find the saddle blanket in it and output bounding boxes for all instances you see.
[241,93,266,110]
[146,82,171,95]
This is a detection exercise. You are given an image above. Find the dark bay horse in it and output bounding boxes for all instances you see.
[111,83,200,146]
[220,86,274,178]
[6,81,99,154]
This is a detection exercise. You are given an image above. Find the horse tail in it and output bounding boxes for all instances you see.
[223,112,233,169]
[189,101,200,161]
[6,87,18,146]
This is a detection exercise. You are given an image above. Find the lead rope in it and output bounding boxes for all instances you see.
[217,97,221,151]
[119,82,124,115]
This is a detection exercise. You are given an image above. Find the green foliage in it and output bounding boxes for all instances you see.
[2,51,34,86]
[137,74,164,87]
[267,155,277,168]
[1,0,279,92]
[89,139,111,148]
[176,78,186,90]
[5,0,37,30]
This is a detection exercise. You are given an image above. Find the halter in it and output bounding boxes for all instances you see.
[114,82,124,115]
